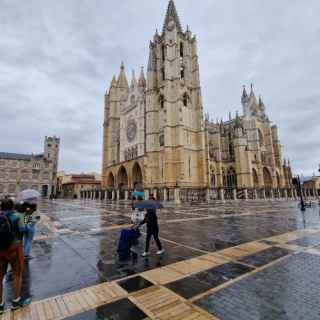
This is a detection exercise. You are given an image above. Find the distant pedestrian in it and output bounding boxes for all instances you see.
[140,195,164,257]
[0,199,31,313]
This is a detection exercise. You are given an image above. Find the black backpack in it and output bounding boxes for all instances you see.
[0,214,14,251]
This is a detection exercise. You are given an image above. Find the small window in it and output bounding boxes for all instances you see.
[180,42,184,57]
[162,45,166,61]
[160,95,164,109]
[159,135,164,147]
[183,93,188,107]
[161,68,165,81]
[180,65,185,79]
[47,144,52,147]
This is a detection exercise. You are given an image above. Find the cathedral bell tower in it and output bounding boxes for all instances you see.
[145,0,207,189]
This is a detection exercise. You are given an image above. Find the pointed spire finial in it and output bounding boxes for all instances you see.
[229,112,232,121]
[130,69,137,89]
[162,0,183,34]
[138,66,146,87]
[120,61,125,70]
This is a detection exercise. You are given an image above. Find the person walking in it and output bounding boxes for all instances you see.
[140,195,164,257]
[0,199,31,313]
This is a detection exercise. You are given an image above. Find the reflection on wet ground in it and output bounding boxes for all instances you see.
[3,199,320,311]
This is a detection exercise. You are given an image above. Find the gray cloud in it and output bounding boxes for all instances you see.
[0,0,319,175]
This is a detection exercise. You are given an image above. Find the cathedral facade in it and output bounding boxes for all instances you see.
[100,1,293,202]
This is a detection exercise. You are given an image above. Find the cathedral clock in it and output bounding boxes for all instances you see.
[126,119,137,142]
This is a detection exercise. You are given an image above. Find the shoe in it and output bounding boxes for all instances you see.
[24,256,33,260]
[156,249,165,255]
[11,297,32,310]
[0,303,4,314]
[141,252,150,257]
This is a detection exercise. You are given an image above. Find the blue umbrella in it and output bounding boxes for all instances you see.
[133,200,163,210]
[132,191,145,199]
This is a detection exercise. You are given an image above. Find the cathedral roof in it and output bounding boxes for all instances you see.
[162,0,183,34]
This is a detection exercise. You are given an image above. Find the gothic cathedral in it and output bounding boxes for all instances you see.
[101,1,293,202]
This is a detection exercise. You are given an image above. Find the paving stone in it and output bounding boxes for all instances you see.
[195,252,320,320]
[64,298,147,320]
[118,275,154,293]
[237,247,292,267]
[288,234,320,247]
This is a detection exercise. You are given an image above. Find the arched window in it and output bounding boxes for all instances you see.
[162,45,166,61]
[160,95,164,109]
[180,42,184,57]
[180,65,185,79]
[183,93,188,107]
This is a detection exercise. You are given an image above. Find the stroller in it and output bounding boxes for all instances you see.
[117,228,141,260]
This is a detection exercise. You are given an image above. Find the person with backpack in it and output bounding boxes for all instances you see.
[0,199,31,313]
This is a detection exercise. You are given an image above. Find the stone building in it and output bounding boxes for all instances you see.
[57,172,101,199]
[99,1,294,202]
[0,136,60,198]
[303,176,320,198]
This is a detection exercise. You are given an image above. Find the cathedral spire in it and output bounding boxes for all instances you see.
[241,85,248,102]
[130,69,137,89]
[259,95,265,110]
[162,0,183,34]
[117,62,129,89]
[138,66,146,88]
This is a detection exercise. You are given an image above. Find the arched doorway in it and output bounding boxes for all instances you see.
[252,168,259,188]
[117,166,128,200]
[132,162,143,191]
[107,172,115,188]
[227,167,237,188]
[107,172,115,200]
[263,167,273,188]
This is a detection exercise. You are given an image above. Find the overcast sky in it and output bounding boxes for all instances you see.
[0,0,319,176]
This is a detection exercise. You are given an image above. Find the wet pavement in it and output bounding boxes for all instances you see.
[2,198,320,319]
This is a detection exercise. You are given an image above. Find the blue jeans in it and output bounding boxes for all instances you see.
[23,225,35,257]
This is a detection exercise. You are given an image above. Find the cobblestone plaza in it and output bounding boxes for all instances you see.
[1,199,320,319]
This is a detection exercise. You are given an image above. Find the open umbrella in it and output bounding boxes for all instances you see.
[17,189,41,202]
[132,191,145,199]
[133,200,163,210]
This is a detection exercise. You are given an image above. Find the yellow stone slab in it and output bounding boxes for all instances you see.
[167,257,216,276]
[235,241,270,253]
[217,247,252,259]
[142,266,186,285]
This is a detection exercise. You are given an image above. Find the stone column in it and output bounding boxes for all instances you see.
[219,188,225,201]
[262,189,266,200]
[270,189,274,199]
[116,190,120,201]
[144,189,149,200]
[244,189,248,200]
[153,189,158,200]
[284,189,288,200]
[112,190,115,200]
[163,189,168,202]
[233,189,237,200]
[254,189,258,200]
[206,189,211,203]
[125,190,129,201]
[174,188,181,204]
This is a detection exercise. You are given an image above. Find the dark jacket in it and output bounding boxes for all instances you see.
[140,209,159,232]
